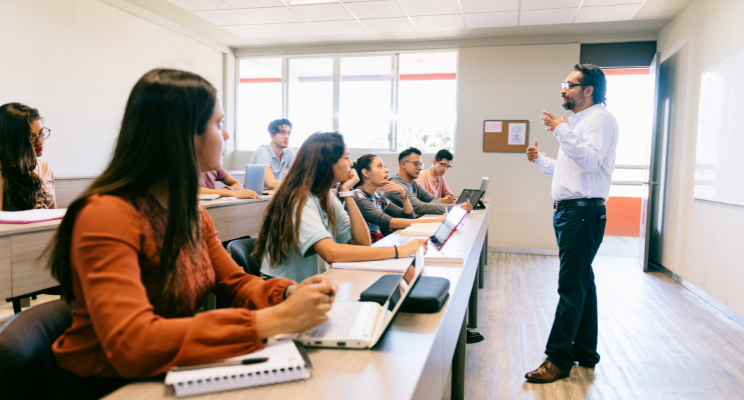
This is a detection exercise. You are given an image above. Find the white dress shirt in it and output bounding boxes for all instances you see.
[534,104,619,202]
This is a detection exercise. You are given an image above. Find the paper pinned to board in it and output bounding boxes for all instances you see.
[508,123,527,145]
[485,121,503,133]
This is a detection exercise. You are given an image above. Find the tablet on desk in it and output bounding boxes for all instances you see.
[455,189,483,206]
[430,206,467,251]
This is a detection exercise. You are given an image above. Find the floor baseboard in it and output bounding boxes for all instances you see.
[488,246,559,256]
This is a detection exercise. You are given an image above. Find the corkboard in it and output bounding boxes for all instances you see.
[483,120,530,153]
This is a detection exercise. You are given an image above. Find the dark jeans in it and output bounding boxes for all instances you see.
[545,204,607,374]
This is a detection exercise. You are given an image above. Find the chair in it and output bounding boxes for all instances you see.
[226,237,262,277]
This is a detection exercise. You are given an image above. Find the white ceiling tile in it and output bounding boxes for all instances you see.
[266,22,324,35]
[582,0,643,5]
[460,0,520,14]
[192,9,259,25]
[521,0,581,10]
[399,0,461,17]
[313,20,368,34]
[411,14,464,30]
[166,0,232,11]
[575,4,642,22]
[222,0,284,7]
[222,24,279,37]
[463,11,518,28]
[240,7,306,23]
[519,8,576,25]
[344,1,406,19]
[360,17,415,33]
[291,3,354,21]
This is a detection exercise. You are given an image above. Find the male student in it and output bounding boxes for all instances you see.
[384,147,473,215]
[200,168,260,199]
[524,64,618,383]
[416,149,456,204]
[250,118,295,189]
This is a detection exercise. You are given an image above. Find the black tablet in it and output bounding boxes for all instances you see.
[456,189,483,206]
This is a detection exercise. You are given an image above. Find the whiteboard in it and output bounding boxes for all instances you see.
[693,48,744,207]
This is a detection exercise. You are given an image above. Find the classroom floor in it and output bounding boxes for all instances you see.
[444,251,744,400]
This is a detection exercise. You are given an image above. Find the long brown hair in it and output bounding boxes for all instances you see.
[47,69,216,302]
[0,103,44,210]
[254,132,346,267]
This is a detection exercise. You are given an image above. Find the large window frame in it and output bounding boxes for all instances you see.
[235,50,458,153]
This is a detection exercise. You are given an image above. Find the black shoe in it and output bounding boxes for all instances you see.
[466,329,484,344]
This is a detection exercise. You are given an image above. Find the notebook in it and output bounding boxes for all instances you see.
[331,257,415,273]
[0,209,66,224]
[165,340,312,398]
[398,223,441,236]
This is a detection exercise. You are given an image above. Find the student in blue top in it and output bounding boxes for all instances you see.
[254,132,428,282]
[250,119,295,189]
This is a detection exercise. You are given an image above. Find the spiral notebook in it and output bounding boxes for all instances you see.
[165,340,312,398]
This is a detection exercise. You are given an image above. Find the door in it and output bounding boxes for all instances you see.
[639,52,661,272]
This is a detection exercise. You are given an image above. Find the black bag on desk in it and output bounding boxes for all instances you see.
[360,275,450,313]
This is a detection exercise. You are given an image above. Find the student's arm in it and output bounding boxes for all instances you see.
[342,195,371,246]
[313,237,428,264]
[221,174,242,190]
[263,166,282,190]
[199,186,260,199]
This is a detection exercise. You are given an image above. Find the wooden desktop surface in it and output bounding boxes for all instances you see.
[105,202,491,400]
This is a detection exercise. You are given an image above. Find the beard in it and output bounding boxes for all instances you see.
[561,95,577,111]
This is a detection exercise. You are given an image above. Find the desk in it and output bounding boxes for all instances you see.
[105,201,491,400]
[2,197,271,312]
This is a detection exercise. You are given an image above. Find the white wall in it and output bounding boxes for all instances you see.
[0,0,224,176]
[656,0,744,316]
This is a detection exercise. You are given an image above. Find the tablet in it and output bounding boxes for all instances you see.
[456,189,483,206]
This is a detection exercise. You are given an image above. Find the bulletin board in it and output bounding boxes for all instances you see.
[483,120,530,153]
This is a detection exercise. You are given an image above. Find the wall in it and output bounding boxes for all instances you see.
[656,0,744,317]
[0,0,224,176]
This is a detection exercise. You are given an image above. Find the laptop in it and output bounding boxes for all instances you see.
[429,206,468,251]
[297,246,425,349]
[244,164,265,195]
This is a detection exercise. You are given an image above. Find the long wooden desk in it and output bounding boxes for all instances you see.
[105,201,491,400]
[2,197,270,312]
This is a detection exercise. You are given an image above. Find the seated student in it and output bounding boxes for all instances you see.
[352,154,444,243]
[0,103,55,210]
[384,147,473,215]
[250,118,295,189]
[255,132,428,282]
[417,149,457,204]
[48,69,335,386]
[199,167,260,199]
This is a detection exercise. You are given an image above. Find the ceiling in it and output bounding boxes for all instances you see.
[122,0,693,48]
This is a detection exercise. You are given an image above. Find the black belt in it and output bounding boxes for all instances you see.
[553,198,605,210]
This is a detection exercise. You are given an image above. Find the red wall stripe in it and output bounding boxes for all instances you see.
[602,68,650,76]
[400,73,456,81]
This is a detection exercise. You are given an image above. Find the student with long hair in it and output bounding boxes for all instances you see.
[47,69,335,389]
[353,154,444,243]
[0,103,55,210]
[255,132,428,282]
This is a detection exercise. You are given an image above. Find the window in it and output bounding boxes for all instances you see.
[236,51,458,152]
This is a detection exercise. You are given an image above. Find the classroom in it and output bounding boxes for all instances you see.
[1,0,743,399]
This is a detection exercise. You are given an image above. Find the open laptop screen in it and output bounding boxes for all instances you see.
[479,177,489,193]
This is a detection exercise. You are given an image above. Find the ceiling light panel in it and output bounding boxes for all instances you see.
[222,24,279,37]
[460,0,520,14]
[291,3,354,21]
[192,9,259,25]
[398,0,461,17]
[166,0,232,11]
[575,4,642,22]
[463,11,518,28]
[520,0,581,10]
[313,20,368,34]
[265,22,323,35]
[582,0,643,5]
[240,7,306,23]
[344,1,407,19]
[519,8,577,25]
[360,17,415,32]
[411,14,465,30]
[222,0,285,8]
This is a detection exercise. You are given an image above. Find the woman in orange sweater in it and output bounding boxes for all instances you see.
[47,69,335,390]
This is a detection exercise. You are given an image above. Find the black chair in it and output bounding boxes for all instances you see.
[227,237,262,277]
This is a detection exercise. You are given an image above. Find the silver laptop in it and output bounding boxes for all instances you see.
[244,164,265,194]
[298,246,425,349]
[479,177,489,193]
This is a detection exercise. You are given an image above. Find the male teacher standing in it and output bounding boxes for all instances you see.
[524,64,618,383]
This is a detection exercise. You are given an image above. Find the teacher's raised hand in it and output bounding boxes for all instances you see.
[527,140,539,162]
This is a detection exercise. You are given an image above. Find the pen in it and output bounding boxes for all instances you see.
[169,357,269,372]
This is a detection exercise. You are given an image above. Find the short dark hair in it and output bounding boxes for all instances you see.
[268,119,292,135]
[434,149,453,162]
[398,147,421,163]
[574,64,607,106]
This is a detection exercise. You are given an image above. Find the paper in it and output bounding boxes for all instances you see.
[508,123,527,145]
[399,223,441,236]
[0,209,67,224]
[332,258,414,273]
[485,121,502,133]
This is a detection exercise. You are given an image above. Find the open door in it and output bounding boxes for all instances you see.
[639,52,661,272]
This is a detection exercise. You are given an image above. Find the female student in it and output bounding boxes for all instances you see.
[200,167,260,199]
[255,132,428,282]
[0,103,55,210]
[47,69,336,387]
[353,154,444,242]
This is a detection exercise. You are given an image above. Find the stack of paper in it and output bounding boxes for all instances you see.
[331,258,414,273]
[399,223,441,236]
[0,209,67,224]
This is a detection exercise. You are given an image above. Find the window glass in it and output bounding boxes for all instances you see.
[287,58,334,147]
[237,58,282,151]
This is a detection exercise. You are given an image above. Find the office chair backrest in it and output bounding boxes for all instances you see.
[0,299,74,399]
[227,238,262,277]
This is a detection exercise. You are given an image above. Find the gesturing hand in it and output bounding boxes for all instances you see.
[540,111,566,132]
[526,140,539,162]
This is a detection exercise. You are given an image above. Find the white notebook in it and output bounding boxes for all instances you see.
[399,223,441,236]
[331,257,414,273]
[0,209,66,224]
[165,340,312,398]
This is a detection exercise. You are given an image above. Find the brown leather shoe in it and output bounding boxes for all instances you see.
[524,360,569,383]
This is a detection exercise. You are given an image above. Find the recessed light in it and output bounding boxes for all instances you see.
[282,0,338,5]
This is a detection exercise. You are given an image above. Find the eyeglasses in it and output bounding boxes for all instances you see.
[30,127,51,143]
[561,82,587,90]
[404,160,424,168]
[438,162,453,170]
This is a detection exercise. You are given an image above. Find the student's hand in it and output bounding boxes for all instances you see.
[277,283,335,333]
[286,275,338,302]
[459,202,473,213]
[380,181,407,198]
[231,189,261,199]
[541,111,566,132]
[440,194,456,204]
[527,140,540,162]
[398,239,429,258]
[339,169,360,192]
